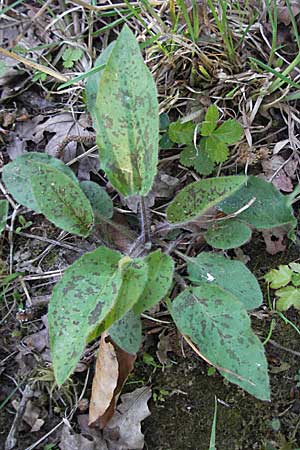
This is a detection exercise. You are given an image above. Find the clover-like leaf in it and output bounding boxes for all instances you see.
[166,175,247,223]
[265,265,292,289]
[213,119,243,144]
[168,120,195,145]
[92,25,159,197]
[276,286,300,311]
[202,135,229,163]
[201,105,219,136]
[180,144,215,176]
[62,47,83,69]
[188,252,262,310]
[169,284,270,400]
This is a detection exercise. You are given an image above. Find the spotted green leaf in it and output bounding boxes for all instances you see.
[2,152,78,212]
[166,176,247,223]
[169,284,270,400]
[80,181,113,220]
[275,286,300,311]
[133,250,174,314]
[264,265,293,289]
[187,252,262,310]
[201,105,219,136]
[30,164,93,237]
[219,176,296,229]
[49,248,148,385]
[98,257,148,332]
[0,200,8,234]
[92,25,159,197]
[49,247,123,384]
[109,309,142,354]
[86,42,115,114]
[204,219,252,249]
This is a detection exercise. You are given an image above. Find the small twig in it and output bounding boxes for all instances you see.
[12,230,83,253]
[9,206,20,275]
[56,134,96,158]
[5,384,33,450]
[268,339,300,357]
[141,313,171,324]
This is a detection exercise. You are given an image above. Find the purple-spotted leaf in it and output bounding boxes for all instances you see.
[2,152,78,213]
[98,258,148,333]
[80,181,113,220]
[219,176,296,229]
[169,284,270,400]
[30,163,93,237]
[92,25,159,197]
[109,310,142,354]
[134,250,174,314]
[204,219,252,249]
[187,252,262,310]
[166,176,247,223]
[86,42,115,114]
[49,247,148,385]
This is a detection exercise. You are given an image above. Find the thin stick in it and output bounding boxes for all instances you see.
[5,384,33,450]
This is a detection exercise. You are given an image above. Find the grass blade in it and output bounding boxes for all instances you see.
[209,396,218,450]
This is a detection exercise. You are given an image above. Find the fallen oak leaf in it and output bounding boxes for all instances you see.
[103,386,152,450]
[59,423,108,450]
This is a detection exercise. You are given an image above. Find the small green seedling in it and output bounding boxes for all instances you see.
[62,47,83,69]
[168,105,243,175]
[265,262,300,311]
[2,25,299,406]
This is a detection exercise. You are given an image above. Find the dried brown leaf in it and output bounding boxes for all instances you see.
[95,212,137,254]
[89,334,136,429]
[89,334,119,426]
[277,0,300,25]
[262,156,293,192]
[12,399,44,432]
[59,424,108,450]
[156,330,173,365]
[103,387,152,450]
[262,227,287,255]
